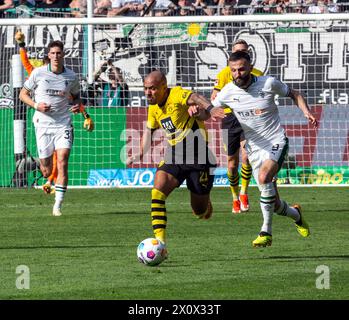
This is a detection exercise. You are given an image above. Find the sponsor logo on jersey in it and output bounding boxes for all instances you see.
[46,89,66,96]
[254,108,265,115]
[237,108,265,118]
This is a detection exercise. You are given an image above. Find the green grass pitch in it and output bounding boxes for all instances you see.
[0,187,348,300]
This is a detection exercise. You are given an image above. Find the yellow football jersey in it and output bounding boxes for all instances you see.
[214,66,264,114]
[147,86,207,146]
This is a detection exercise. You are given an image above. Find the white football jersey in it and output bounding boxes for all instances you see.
[23,64,80,127]
[212,75,290,151]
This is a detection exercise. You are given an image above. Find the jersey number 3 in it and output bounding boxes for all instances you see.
[64,129,73,142]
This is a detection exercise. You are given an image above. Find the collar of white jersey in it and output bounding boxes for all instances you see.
[47,63,65,74]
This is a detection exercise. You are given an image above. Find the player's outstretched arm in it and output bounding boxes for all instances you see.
[210,89,220,101]
[15,30,34,75]
[187,93,210,120]
[289,89,318,129]
[187,92,225,121]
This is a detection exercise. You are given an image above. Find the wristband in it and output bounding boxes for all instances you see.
[83,111,90,119]
[33,102,39,110]
[207,104,215,113]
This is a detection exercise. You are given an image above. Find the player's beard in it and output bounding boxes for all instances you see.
[234,74,251,89]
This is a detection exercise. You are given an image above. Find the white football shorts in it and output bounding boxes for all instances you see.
[246,137,289,187]
[35,125,74,159]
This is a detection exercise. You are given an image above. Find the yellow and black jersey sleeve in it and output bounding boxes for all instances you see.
[252,67,264,77]
[213,66,231,91]
[147,104,161,130]
[146,86,207,146]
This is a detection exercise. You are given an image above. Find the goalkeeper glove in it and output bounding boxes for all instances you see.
[15,31,26,48]
[83,112,94,132]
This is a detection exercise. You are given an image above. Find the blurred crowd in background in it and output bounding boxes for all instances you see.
[1,0,348,18]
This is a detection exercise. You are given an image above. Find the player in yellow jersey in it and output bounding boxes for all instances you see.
[211,39,263,214]
[128,70,223,246]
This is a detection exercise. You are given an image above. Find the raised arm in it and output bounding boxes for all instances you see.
[15,31,35,75]
[93,61,109,82]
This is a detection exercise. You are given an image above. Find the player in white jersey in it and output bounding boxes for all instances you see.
[19,40,82,217]
[204,51,318,247]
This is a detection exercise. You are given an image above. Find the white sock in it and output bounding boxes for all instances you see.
[54,185,66,210]
[275,200,300,222]
[259,182,276,235]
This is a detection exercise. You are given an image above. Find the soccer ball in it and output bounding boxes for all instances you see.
[137,238,167,266]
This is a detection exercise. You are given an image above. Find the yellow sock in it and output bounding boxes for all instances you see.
[240,163,252,195]
[227,170,239,200]
[151,188,167,243]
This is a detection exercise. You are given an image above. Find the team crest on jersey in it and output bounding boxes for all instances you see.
[258,90,265,98]
[182,92,188,99]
